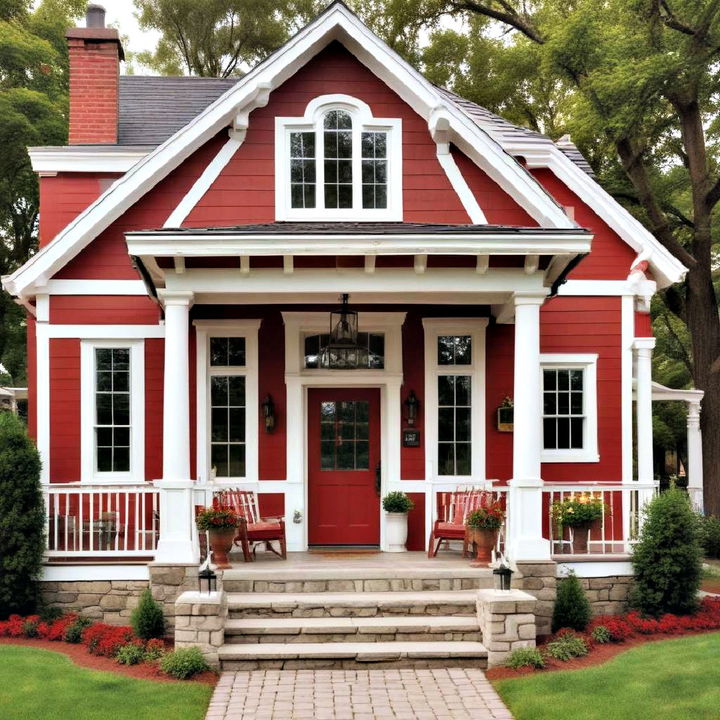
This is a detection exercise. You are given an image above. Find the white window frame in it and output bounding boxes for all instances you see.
[80,340,145,484]
[195,320,260,484]
[423,319,488,483]
[540,353,599,463]
[275,94,403,221]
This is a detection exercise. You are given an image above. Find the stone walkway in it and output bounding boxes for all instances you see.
[206,668,513,719]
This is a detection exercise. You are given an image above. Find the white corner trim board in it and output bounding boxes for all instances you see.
[435,149,487,224]
[4,3,575,300]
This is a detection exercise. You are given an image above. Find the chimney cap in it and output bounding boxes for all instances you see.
[86,4,106,29]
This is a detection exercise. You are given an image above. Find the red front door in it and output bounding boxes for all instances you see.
[307,388,381,546]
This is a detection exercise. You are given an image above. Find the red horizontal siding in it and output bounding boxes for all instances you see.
[49,338,81,482]
[401,311,425,480]
[635,311,653,338]
[531,169,637,280]
[145,339,164,481]
[50,296,161,324]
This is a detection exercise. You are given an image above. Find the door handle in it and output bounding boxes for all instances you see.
[375,462,381,496]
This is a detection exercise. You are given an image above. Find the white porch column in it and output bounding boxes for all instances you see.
[687,399,703,512]
[507,293,551,562]
[633,337,656,515]
[155,290,197,564]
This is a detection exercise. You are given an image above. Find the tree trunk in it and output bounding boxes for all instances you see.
[684,261,720,516]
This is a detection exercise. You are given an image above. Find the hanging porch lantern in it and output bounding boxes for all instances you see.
[319,294,369,369]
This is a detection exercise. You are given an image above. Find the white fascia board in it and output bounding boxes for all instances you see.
[44,279,147,295]
[506,142,687,288]
[29,147,150,174]
[127,231,592,257]
[5,4,574,300]
[558,279,657,297]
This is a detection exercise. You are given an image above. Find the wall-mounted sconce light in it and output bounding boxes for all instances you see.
[261,394,275,432]
[404,390,419,427]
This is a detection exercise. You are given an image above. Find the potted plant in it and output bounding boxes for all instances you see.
[465,495,505,565]
[551,494,608,554]
[195,506,240,569]
[382,492,415,552]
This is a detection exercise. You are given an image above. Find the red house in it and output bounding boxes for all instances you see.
[2,2,703,665]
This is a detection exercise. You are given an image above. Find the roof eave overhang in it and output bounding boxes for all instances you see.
[28,147,152,174]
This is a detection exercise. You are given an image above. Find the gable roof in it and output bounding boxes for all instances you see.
[4,1,684,298]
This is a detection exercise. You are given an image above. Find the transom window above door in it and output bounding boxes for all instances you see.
[304,332,385,370]
[276,95,402,221]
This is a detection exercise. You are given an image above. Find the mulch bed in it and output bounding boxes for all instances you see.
[0,637,217,685]
[486,629,720,681]
[701,580,720,594]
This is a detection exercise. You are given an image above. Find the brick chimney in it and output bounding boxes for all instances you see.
[65,4,124,144]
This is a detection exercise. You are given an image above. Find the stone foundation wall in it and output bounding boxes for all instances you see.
[175,591,227,669]
[149,563,200,631]
[40,580,148,624]
[579,575,633,615]
[513,562,557,636]
[477,589,537,667]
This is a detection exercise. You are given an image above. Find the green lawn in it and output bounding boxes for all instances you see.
[494,633,720,720]
[0,645,213,720]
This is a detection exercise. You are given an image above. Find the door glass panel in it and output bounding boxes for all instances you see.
[319,400,370,470]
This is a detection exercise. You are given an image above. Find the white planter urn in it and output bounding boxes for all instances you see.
[385,512,409,552]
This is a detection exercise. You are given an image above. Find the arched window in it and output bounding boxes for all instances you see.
[277,95,402,221]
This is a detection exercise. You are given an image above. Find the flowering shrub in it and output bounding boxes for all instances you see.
[21,615,41,638]
[45,614,77,641]
[551,493,608,527]
[195,505,241,531]
[466,494,505,531]
[144,637,166,661]
[82,623,134,657]
[0,615,25,638]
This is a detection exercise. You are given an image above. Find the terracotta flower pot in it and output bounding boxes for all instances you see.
[208,527,237,569]
[467,527,498,566]
[569,521,593,555]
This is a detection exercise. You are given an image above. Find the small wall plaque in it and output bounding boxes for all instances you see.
[402,428,421,447]
[497,397,514,432]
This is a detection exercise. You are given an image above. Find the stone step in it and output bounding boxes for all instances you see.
[226,590,479,618]
[218,640,488,670]
[221,571,493,594]
[224,615,481,644]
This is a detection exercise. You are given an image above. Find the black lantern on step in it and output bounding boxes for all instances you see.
[404,390,419,427]
[319,294,369,369]
[198,566,218,595]
[261,394,275,432]
[493,563,513,592]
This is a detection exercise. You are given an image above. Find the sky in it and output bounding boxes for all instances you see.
[89,1,161,67]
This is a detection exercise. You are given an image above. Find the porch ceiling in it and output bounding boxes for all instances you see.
[126,222,592,311]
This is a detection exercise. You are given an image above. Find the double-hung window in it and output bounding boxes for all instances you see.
[540,354,599,463]
[424,319,488,480]
[277,95,402,221]
[195,321,260,483]
[81,341,144,482]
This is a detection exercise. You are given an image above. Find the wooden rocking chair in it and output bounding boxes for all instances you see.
[428,486,485,558]
[218,490,287,563]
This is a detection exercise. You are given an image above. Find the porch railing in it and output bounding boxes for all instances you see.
[44,483,159,558]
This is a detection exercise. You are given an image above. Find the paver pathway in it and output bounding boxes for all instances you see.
[206,668,513,719]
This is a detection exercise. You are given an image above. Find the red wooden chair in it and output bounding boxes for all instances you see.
[218,490,287,563]
[428,486,485,558]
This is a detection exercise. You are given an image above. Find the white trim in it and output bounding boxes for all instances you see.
[422,318,489,484]
[504,142,686,288]
[435,149,487,224]
[128,230,591,258]
[556,561,633,578]
[282,311,405,552]
[45,325,164,339]
[649,380,704,403]
[80,340,145,484]
[4,3,575,299]
[275,94,403,221]
[36,304,50,484]
[164,131,244,227]
[540,353,599,463]
[621,296,634,483]
[44,280,148,295]
[41,564,150,582]
[557,279,657,297]
[194,320,261,484]
[28,147,150,174]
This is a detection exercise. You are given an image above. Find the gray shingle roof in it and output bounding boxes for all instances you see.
[118,76,237,146]
[116,76,595,178]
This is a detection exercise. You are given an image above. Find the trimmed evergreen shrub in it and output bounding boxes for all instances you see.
[552,572,591,633]
[382,492,414,513]
[131,589,165,640]
[506,647,545,669]
[160,647,210,679]
[700,515,720,558]
[630,488,703,617]
[0,413,44,618]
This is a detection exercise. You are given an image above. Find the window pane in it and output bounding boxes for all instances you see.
[211,375,246,478]
[543,418,556,449]
[361,131,388,209]
[304,333,384,369]
[542,366,586,451]
[437,374,471,476]
[290,131,316,209]
[229,444,246,477]
[210,337,245,367]
[438,336,471,365]
[211,444,229,478]
[324,110,353,209]
[438,375,454,406]
[94,347,132,473]
[318,400,369,471]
